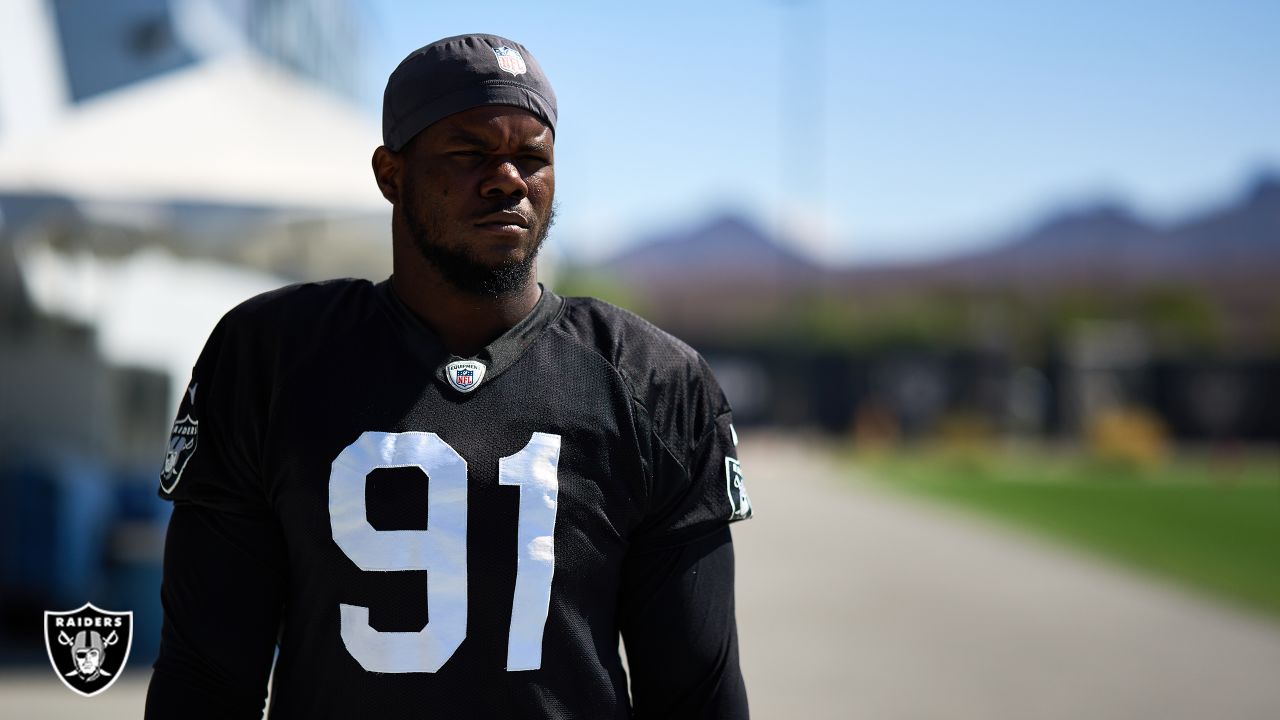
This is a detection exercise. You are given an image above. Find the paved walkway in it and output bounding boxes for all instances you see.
[4,435,1278,718]
[731,434,1280,719]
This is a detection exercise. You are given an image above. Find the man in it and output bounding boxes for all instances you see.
[146,34,751,719]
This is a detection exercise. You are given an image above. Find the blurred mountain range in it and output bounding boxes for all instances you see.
[593,172,1279,288]
[856,172,1280,290]
[596,214,822,285]
[576,172,1280,352]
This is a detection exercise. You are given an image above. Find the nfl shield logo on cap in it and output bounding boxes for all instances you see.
[492,46,527,76]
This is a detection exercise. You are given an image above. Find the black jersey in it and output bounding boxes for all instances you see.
[147,279,752,719]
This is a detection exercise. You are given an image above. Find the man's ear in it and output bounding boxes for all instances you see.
[371,146,400,204]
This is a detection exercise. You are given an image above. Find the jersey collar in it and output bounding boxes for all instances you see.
[375,278,564,394]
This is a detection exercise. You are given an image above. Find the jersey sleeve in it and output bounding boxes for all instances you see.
[148,307,283,717]
[630,356,753,550]
[157,307,270,516]
[145,504,286,719]
[619,526,748,719]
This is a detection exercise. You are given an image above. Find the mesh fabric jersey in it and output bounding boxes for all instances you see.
[154,279,750,718]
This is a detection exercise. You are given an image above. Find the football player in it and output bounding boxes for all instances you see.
[145,34,752,719]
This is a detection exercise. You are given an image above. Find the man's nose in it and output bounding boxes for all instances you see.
[480,160,528,199]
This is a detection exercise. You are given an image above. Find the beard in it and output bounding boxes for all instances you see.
[403,191,556,297]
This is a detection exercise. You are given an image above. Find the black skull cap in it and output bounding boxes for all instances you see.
[382,33,557,151]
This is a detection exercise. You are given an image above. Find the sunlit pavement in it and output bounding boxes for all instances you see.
[0,673,148,718]
[4,435,1279,719]
[731,433,1280,719]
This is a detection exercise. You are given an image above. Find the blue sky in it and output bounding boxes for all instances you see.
[357,0,1280,264]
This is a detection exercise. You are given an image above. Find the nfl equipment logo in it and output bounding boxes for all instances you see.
[492,46,527,76]
[444,359,487,393]
[44,603,133,697]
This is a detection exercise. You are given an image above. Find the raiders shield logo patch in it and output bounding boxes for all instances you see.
[160,381,199,494]
[44,603,133,697]
[445,360,487,393]
[725,457,752,521]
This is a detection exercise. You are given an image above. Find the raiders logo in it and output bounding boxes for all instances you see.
[44,603,133,697]
[725,457,752,521]
[160,381,199,494]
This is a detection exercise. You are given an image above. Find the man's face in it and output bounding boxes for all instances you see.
[393,105,555,296]
[76,647,101,675]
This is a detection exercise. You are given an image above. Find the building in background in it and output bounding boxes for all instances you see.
[0,0,386,438]
[5,0,364,124]
[0,0,379,667]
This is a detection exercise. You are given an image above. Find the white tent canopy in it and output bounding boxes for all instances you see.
[0,52,387,212]
[19,241,289,411]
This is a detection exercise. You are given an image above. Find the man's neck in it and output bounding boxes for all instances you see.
[390,264,541,358]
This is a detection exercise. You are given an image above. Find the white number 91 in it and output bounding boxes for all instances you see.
[329,431,561,673]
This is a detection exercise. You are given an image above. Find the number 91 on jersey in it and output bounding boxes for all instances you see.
[329,431,560,673]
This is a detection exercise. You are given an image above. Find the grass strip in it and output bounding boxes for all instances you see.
[854,449,1280,620]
